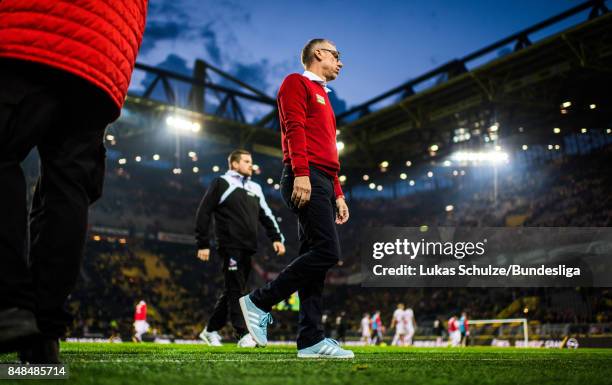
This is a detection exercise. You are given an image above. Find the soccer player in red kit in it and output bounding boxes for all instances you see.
[133,300,150,343]
[448,315,461,346]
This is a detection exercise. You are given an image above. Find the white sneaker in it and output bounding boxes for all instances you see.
[297,338,355,359]
[199,328,222,346]
[237,333,257,348]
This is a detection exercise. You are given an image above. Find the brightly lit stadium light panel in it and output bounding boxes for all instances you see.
[451,150,509,164]
[166,116,201,133]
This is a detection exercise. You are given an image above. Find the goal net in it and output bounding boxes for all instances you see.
[467,318,529,346]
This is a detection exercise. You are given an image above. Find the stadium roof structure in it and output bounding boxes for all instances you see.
[336,0,611,173]
[109,0,610,179]
[112,58,283,159]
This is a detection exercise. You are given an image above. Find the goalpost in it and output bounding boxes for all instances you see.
[467,318,528,346]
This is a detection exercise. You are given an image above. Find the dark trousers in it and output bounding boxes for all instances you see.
[0,59,112,338]
[207,248,253,339]
[250,166,340,349]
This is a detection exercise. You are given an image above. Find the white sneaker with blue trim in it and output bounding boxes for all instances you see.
[238,295,273,347]
[297,338,355,359]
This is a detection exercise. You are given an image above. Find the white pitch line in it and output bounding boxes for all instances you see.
[72,357,562,363]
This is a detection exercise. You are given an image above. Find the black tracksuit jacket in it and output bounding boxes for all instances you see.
[195,170,284,252]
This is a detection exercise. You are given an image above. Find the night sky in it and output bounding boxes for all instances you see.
[133,0,591,112]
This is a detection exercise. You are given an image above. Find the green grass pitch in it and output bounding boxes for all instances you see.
[1,343,611,385]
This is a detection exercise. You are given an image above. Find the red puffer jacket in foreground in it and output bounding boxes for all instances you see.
[0,0,148,119]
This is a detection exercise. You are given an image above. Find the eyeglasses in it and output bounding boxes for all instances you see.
[318,48,341,61]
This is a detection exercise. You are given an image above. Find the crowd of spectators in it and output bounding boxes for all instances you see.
[62,145,611,340]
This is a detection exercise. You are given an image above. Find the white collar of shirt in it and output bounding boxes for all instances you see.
[225,170,250,183]
[302,71,331,93]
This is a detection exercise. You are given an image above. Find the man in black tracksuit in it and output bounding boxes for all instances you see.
[195,149,285,347]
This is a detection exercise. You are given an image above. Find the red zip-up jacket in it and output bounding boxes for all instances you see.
[0,0,148,120]
[278,73,343,198]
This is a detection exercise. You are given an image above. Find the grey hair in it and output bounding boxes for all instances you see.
[301,38,333,68]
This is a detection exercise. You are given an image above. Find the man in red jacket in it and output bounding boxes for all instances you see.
[239,38,354,358]
[0,0,147,362]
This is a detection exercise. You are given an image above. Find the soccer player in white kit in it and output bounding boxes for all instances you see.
[391,303,417,346]
[403,306,416,346]
[360,313,371,345]
[390,303,407,346]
